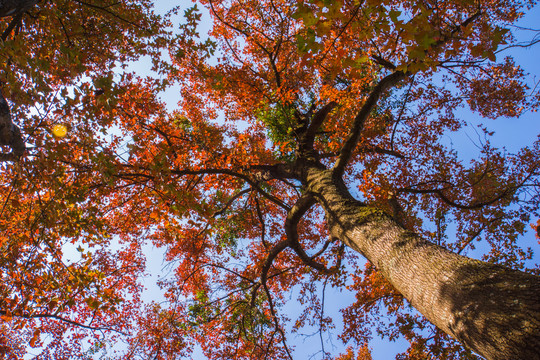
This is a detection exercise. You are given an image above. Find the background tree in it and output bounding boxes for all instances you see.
[0,0,539,359]
[0,0,170,358]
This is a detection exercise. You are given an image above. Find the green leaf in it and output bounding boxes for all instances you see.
[389,9,401,23]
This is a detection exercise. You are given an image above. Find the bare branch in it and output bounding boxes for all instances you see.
[456,216,504,254]
[254,197,269,248]
[261,282,293,360]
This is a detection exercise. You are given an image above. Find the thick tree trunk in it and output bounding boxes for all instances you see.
[306,167,540,360]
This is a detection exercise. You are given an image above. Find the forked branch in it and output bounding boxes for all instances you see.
[332,10,484,175]
[253,193,323,307]
[301,101,337,152]
[285,193,337,273]
[333,71,406,175]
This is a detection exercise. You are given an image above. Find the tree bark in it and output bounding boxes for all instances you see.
[0,0,37,18]
[0,88,25,161]
[306,167,540,360]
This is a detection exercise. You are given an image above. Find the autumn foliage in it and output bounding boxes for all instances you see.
[0,0,539,359]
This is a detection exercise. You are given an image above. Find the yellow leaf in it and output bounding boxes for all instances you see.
[52,124,68,138]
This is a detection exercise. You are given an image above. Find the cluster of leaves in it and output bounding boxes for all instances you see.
[255,102,298,160]
[0,0,172,357]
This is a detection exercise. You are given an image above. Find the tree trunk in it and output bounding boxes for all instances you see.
[0,89,25,161]
[306,167,540,360]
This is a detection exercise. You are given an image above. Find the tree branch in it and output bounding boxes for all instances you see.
[212,188,251,217]
[261,281,293,360]
[1,12,22,40]
[0,310,128,336]
[456,216,504,254]
[254,197,269,248]
[167,167,291,211]
[285,193,333,273]
[371,55,396,70]
[299,101,337,156]
[249,163,297,181]
[398,185,513,210]
[360,145,405,159]
[72,0,148,32]
[333,71,407,175]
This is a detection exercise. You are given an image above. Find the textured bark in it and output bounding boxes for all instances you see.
[0,89,25,161]
[306,167,540,360]
[0,0,36,160]
[0,0,37,18]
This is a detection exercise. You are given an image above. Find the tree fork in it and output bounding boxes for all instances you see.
[306,167,540,360]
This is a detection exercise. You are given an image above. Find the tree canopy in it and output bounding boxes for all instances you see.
[0,0,539,359]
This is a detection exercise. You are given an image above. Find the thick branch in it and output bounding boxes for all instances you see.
[251,237,289,308]
[371,55,396,70]
[253,194,318,308]
[285,193,336,273]
[260,239,289,287]
[249,163,297,181]
[302,102,337,149]
[333,71,406,175]
[1,12,22,40]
